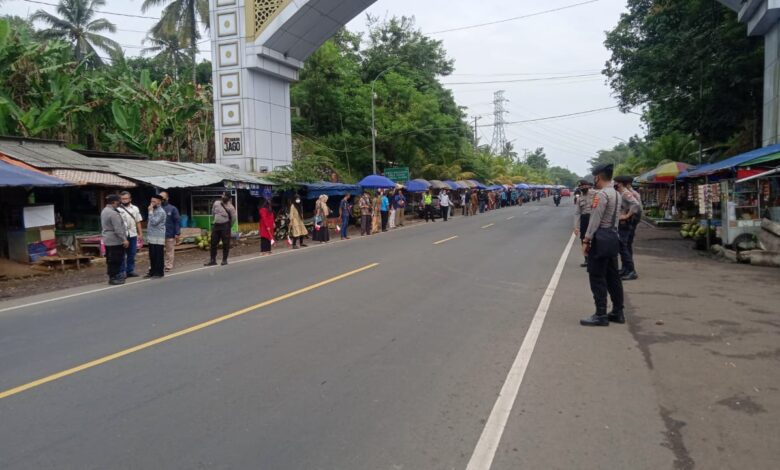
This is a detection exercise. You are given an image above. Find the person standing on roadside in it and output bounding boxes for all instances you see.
[380,190,390,232]
[289,196,308,248]
[439,189,451,221]
[574,179,594,268]
[158,191,180,272]
[614,176,642,281]
[101,194,128,285]
[145,194,166,278]
[205,192,236,266]
[117,191,143,278]
[393,190,406,226]
[313,194,331,243]
[461,191,468,216]
[580,164,625,327]
[470,190,478,216]
[259,198,275,255]
[359,191,372,235]
[423,189,435,222]
[340,194,352,240]
[388,189,397,229]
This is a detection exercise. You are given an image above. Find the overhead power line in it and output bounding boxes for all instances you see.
[23,0,161,19]
[427,0,600,35]
[498,106,620,126]
[443,73,602,86]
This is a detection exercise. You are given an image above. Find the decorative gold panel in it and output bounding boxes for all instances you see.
[246,0,293,40]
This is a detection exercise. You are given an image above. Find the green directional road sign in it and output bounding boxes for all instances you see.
[384,167,410,183]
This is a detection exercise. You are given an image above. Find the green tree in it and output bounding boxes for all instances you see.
[524,147,549,171]
[604,0,763,150]
[142,0,209,85]
[31,0,120,68]
[142,29,190,79]
[547,166,579,187]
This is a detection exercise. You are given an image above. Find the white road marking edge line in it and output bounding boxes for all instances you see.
[465,233,576,470]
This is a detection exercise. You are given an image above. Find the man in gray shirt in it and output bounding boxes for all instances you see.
[101,194,129,285]
[205,192,237,266]
[615,175,642,280]
[581,164,625,327]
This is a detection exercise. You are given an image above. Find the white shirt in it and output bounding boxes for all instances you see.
[118,203,143,237]
[439,193,451,207]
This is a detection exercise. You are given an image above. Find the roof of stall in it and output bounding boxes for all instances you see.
[682,143,780,178]
[89,159,275,188]
[302,181,362,198]
[0,161,74,187]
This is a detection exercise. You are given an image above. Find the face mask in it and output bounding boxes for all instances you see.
[122,201,130,206]
[295,199,301,204]
[582,188,589,194]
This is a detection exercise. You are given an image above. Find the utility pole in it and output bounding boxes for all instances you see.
[473,116,482,153]
[491,90,508,156]
[371,66,395,175]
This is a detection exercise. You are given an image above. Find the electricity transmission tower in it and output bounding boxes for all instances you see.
[491,90,509,156]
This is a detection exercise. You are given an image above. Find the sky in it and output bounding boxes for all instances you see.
[4,0,644,175]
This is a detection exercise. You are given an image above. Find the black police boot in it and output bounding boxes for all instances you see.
[580,257,588,268]
[580,314,609,327]
[621,271,638,281]
[204,259,217,266]
[608,310,626,324]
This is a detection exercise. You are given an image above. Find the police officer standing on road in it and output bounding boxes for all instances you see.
[574,179,594,268]
[614,175,642,281]
[580,164,625,327]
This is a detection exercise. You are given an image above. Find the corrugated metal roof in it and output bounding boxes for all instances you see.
[90,159,275,188]
[50,169,137,188]
[0,140,113,172]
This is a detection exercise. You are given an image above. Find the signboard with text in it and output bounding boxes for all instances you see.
[384,167,410,183]
[222,132,243,156]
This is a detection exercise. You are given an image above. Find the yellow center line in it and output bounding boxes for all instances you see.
[0,263,380,401]
[482,223,495,229]
[434,236,459,245]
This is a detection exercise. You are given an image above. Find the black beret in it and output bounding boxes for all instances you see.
[614,175,635,184]
[106,194,120,203]
[591,163,614,176]
[577,179,592,186]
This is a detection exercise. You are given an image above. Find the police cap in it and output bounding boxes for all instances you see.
[614,175,635,185]
[591,163,614,179]
[577,179,592,187]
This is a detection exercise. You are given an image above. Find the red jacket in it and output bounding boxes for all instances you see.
[259,207,275,240]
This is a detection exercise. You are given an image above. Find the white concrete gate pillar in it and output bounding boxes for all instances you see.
[719,0,780,146]
[209,0,379,172]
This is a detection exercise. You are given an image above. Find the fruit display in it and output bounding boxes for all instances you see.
[680,220,714,240]
[195,233,212,250]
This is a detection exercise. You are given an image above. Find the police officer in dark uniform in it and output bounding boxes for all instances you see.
[614,175,642,281]
[581,164,625,327]
[574,179,594,267]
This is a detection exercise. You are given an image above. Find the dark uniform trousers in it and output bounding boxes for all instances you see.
[588,229,624,315]
[619,220,638,273]
[210,222,231,262]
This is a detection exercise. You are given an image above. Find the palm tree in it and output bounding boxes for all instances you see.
[32,0,121,68]
[142,30,190,79]
[143,0,209,84]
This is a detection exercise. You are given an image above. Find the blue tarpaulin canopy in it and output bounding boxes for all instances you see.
[359,174,397,189]
[302,181,362,198]
[404,179,430,193]
[0,161,73,187]
[682,143,780,178]
[468,180,487,190]
[515,183,530,189]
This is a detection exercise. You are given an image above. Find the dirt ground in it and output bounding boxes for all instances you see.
[625,222,780,469]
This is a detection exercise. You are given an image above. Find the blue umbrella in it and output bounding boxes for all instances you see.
[404,179,430,193]
[515,183,530,190]
[468,179,487,190]
[442,180,460,190]
[359,174,397,189]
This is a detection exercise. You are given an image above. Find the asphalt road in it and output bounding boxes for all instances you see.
[0,199,675,469]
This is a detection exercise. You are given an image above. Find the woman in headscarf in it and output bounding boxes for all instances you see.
[339,193,352,240]
[371,191,382,234]
[312,194,331,243]
[258,198,275,255]
[289,195,308,249]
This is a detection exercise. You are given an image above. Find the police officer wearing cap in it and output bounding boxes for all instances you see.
[614,175,642,281]
[581,163,625,327]
[574,179,594,268]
